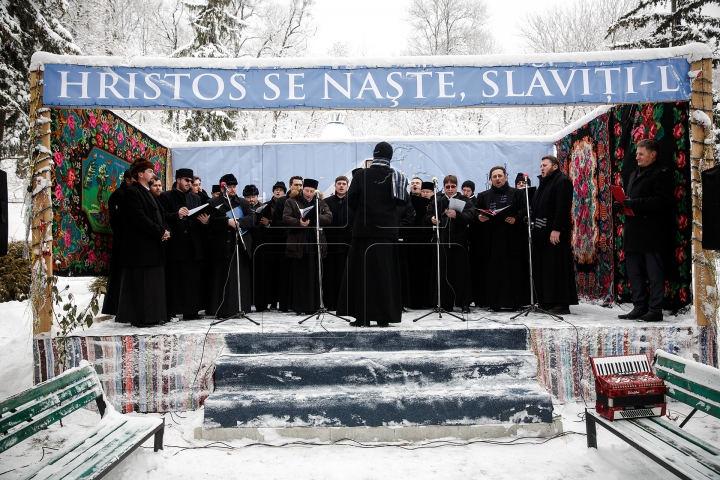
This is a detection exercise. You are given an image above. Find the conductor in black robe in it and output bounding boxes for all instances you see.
[116,160,171,327]
[206,174,257,318]
[337,142,408,326]
[104,170,132,318]
[474,166,530,310]
[531,155,578,315]
[158,168,209,320]
[425,175,474,313]
[323,176,354,311]
[283,178,332,314]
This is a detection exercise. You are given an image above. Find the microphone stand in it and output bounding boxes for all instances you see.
[299,191,350,324]
[511,178,563,321]
[414,179,465,323]
[212,186,259,326]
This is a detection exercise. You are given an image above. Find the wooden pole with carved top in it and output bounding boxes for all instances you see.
[29,70,54,334]
[690,57,715,327]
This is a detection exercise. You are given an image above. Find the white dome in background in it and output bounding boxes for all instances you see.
[319,120,353,139]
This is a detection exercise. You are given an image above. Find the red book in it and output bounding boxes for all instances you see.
[609,186,635,216]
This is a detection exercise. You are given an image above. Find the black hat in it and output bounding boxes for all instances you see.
[461,180,475,193]
[515,173,531,186]
[175,168,193,179]
[421,181,435,190]
[219,173,238,186]
[211,184,221,193]
[303,178,319,190]
[242,184,259,196]
[272,181,287,193]
[373,141,393,160]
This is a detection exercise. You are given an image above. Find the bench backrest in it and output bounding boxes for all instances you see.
[654,350,720,421]
[0,363,105,454]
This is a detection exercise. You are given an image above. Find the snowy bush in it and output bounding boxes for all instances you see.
[0,241,31,302]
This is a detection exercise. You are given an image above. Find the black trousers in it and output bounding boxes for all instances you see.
[625,251,665,313]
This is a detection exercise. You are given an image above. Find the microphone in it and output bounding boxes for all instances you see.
[432,177,438,184]
[220,182,227,191]
[523,173,529,179]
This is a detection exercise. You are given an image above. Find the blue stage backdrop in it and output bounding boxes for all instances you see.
[170,139,555,198]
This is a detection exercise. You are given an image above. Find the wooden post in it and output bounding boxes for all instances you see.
[29,70,54,334]
[690,57,715,327]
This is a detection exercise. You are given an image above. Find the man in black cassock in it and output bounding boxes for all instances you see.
[158,168,209,320]
[282,178,332,314]
[104,170,133,318]
[425,175,474,313]
[255,181,286,311]
[531,155,578,315]
[271,176,303,312]
[323,176,354,311]
[206,174,257,318]
[474,166,530,311]
[337,142,408,327]
[116,160,171,327]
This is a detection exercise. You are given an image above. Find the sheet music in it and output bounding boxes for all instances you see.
[300,205,314,218]
[448,197,466,213]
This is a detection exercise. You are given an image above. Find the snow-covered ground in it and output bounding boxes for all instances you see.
[0,397,717,479]
[2,276,719,479]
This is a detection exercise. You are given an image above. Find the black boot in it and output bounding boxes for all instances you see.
[637,311,663,322]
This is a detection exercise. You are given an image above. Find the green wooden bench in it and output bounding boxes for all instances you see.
[586,349,720,480]
[0,361,164,479]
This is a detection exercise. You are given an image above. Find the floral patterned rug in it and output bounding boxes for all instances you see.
[51,109,168,276]
[557,102,692,312]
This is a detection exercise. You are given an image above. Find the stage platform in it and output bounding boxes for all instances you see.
[33,304,716,414]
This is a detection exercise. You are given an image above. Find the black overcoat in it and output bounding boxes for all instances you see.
[623,161,675,253]
[158,189,207,261]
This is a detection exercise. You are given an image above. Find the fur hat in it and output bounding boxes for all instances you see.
[175,168,193,179]
[242,184,259,196]
[421,181,435,191]
[272,181,287,193]
[515,173,531,186]
[130,159,154,180]
[461,180,475,193]
[303,178,319,190]
[219,173,238,186]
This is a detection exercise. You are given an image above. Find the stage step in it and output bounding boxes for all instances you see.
[214,350,538,390]
[203,382,554,428]
[223,327,528,354]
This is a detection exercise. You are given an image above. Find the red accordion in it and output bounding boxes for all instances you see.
[590,354,666,421]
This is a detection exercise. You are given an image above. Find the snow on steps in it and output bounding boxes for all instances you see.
[199,327,557,440]
[213,350,539,390]
[203,382,554,429]
[222,327,529,354]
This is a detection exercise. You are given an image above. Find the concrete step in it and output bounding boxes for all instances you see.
[223,327,528,354]
[203,381,554,428]
[214,350,538,391]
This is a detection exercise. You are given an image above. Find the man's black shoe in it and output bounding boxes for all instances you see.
[376,322,390,328]
[548,306,571,315]
[638,311,663,322]
[618,306,647,320]
[349,321,368,327]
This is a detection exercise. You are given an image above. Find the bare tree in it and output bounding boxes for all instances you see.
[250,0,316,58]
[518,0,644,54]
[405,0,496,56]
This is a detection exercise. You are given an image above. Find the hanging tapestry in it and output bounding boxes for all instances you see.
[557,113,614,304]
[610,102,692,312]
[51,109,168,276]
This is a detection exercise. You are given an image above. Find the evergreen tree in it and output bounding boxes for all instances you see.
[607,0,720,61]
[607,0,720,161]
[174,0,248,141]
[0,0,78,165]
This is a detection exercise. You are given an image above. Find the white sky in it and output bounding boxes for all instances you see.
[306,0,575,57]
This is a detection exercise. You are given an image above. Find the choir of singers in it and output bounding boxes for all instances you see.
[103,143,579,327]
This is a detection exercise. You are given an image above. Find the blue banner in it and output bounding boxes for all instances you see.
[41,58,691,109]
